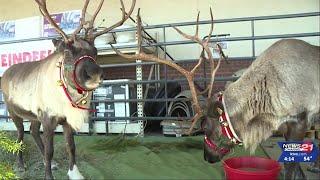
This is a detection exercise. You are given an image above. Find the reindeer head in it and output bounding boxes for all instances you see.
[202,98,231,163]
[111,9,228,164]
[52,38,102,90]
[35,0,136,91]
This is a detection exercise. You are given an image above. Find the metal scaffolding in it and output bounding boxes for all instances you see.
[0,12,319,134]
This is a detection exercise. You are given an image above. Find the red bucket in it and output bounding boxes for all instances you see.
[223,156,281,180]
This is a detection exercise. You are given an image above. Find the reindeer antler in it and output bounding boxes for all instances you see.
[36,0,136,43]
[111,9,225,134]
[72,0,106,41]
[71,0,90,40]
[173,8,226,99]
[88,0,136,42]
[35,0,69,43]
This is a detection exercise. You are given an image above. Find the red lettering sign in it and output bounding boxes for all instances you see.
[13,53,22,64]
[1,54,7,67]
[0,50,52,68]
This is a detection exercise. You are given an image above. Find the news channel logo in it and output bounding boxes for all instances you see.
[278,141,319,162]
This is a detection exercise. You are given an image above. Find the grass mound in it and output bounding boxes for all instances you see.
[91,134,203,154]
[92,134,141,152]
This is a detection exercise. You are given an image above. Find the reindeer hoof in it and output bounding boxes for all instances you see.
[43,160,59,170]
[51,160,58,170]
[67,165,84,180]
[14,163,26,172]
[13,164,26,179]
[14,167,26,173]
[45,174,54,180]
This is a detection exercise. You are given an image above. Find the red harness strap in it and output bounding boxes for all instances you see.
[72,55,97,94]
[217,93,242,144]
[204,135,230,155]
[58,55,97,112]
[204,93,243,154]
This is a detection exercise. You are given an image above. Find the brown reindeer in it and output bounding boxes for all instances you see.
[1,0,136,179]
[204,39,319,179]
[112,10,320,180]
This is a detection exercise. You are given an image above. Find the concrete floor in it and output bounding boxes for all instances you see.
[261,137,319,180]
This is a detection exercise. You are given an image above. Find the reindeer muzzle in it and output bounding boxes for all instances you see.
[72,55,97,93]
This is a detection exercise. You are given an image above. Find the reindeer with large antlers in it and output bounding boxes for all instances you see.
[113,9,319,180]
[1,0,136,179]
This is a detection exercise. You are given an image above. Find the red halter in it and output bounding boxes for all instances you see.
[58,55,97,112]
[204,93,242,154]
[204,135,230,155]
[217,93,242,144]
[72,55,97,94]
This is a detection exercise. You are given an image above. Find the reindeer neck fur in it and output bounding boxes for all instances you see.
[222,45,283,152]
[49,52,92,131]
[223,72,278,152]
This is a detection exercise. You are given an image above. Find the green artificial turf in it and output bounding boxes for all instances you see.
[0,133,267,179]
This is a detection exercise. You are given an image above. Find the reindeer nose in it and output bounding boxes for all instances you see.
[205,154,221,164]
[204,147,222,164]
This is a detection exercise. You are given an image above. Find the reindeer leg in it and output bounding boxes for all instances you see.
[62,122,84,180]
[307,139,320,173]
[283,113,308,180]
[30,120,59,170]
[41,114,57,180]
[283,162,306,180]
[11,115,25,171]
[30,121,44,155]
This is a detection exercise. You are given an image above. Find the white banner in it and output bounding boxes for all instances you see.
[0,10,80,76]
[15,16,42,40]
[0,16,42,42]
[0,40,54,76]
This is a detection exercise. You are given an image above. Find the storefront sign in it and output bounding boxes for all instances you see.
[0,40,54,76]
[0,10,80,76]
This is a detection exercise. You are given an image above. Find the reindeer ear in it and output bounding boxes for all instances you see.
[52,39,61,47]
[52,39,67,52]
[207,100,223,118]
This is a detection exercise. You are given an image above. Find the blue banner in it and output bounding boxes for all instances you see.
[43,10,80,37]
[0,21,15,41]
[278,141,319,162]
